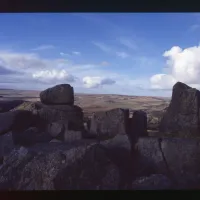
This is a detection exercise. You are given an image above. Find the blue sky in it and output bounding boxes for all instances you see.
[0,13,200,96]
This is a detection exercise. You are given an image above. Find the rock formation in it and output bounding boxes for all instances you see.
[0,82,200,190]
[159,81,200,138]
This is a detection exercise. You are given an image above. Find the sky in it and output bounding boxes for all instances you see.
[0,13,200,96]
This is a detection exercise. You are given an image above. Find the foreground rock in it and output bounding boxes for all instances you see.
[40,84,74,105]
[89,108,129,139]
[134,137,200,188]
[0,142,122,190]
[159,82,200,138]
[12,127,51,147]
[132,174,172,190]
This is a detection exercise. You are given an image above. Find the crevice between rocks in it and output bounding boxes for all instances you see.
[158,137,177,188]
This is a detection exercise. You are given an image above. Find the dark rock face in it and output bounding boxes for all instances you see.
[0,142,121,190]
[40,84,74,105]
[159,82,200,137]
[0,110,35,135]
[89,108,129,139]
[161,138,200,188]
[132,174,172,190]
[128,110,148,145]
[0,100,25,113]
[12,127,51,147]
[134,137,168,177]
[0,132,14,164]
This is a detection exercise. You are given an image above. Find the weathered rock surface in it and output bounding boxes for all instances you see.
[0,110,35,135]
[46,121,65,139]
[0,142,122,190]
[128,110,148,145]
[0,100,25,113]
[134,137,168,177]
[132,174,172,190]
[161,138,200,188]
[40,84,74,105]
[159,82,200,137]
[0,132,14,164]
[100,134,133,189]
[89,108,129,139]
[12,127,51,147]
[37,104,84,131]
[147,110,166,131]
[64,130,82,142]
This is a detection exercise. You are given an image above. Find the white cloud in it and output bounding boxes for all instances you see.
[150,45,200,90]
[116,51,129,58]
[83,76,116,88]
[72,51,81,55]
[31,45,55,51]
[32,69,75,83]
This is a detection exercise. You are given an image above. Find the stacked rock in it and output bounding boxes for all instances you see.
[38,84,84,142]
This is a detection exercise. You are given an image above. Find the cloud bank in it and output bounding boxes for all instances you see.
[150,45,200,90]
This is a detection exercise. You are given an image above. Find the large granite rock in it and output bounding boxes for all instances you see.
[0,142,122,190]
[128,110,148,145]
[0,132,14,164]
[37,104,84,131]
[89,108,129,139]
[0,100,25,113]
[0,110,35,135]
[40,84,74,105]
[161,138,200,188]
[159,82,200,137]
[134,137,168,177]
[12,127,51,147]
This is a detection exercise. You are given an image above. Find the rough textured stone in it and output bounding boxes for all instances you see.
[161,138,200,188]
[132,174,172,190]
[50,139,62,143]
[0,132,14,164]
[159,82,200,137]
[128,110,148,145]
[89,108,129,139]
[0,100,25,113]
[64,130,82,142]
[12,127,51,147]
[0,110,35,135]
[0,142,121,190]
[37,104,84,131]
[134,137,168,177]
[100,134,133,189]
[46,121,65,139]
[40,84,74,105]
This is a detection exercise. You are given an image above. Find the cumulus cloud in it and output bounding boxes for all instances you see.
[32,69,75,83]
[83,76,116,88]
[116,51,129,58]
[31,45,55,51]
[150,45,200,90]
